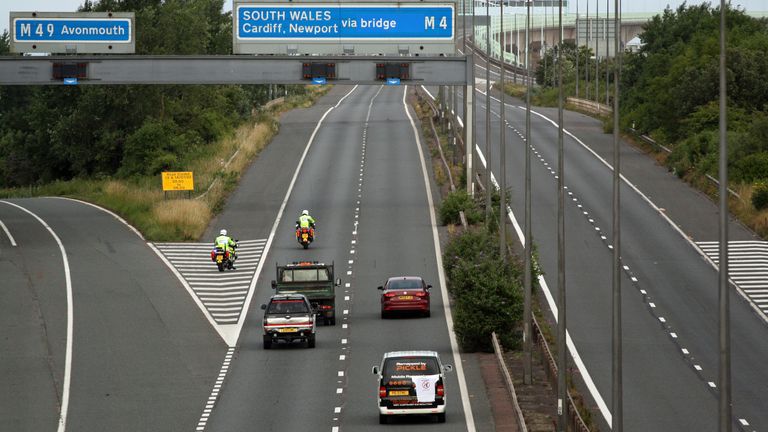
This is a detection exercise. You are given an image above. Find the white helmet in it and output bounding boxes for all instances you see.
[302,210,309,216]
[220,229,227,236]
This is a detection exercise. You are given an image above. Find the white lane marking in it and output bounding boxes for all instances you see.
[670,333,678,338]
[681,348,689,355]
[338,371,344,377]
[196,347,235,431]
[1,201,73,432]
[695,364,703,371]
[148,243,228,342]
[51,197,145,240]
[473,138,612,424]
[339,355,346,360]
[0,219,17,246]
[519,106,768,325]
[231,85,359,346]
[336,388,343,394]
[404,86,477,432]
[194,86,361,431]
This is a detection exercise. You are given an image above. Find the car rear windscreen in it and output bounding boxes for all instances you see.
[267,299,309,314]
[387,279,422,290]
[383,357,439,378]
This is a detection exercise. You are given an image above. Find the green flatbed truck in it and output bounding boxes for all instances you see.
[271,261,340,325]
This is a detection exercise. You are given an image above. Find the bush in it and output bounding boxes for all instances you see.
[439,190,476,225]
[752,182,768,210]
[443,226,523,352]
[734,153,768,183]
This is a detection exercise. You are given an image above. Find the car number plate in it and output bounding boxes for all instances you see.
[277,328,297,333]
[399,295,414,300]
[389,390,409,396]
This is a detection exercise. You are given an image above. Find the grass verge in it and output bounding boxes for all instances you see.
[0,85,331,241]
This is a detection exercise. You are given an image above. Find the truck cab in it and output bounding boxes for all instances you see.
[271,261,340,325]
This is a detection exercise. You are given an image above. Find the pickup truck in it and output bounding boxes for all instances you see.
[271,261,340,325]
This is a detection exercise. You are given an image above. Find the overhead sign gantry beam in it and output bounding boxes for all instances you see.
[0,55,470,86]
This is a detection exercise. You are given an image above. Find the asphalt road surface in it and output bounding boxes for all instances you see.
[0,197,225,432]
[203,85,493,432]
[448,67,768,431]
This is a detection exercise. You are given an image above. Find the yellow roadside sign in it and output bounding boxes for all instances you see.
[162,171,194,191]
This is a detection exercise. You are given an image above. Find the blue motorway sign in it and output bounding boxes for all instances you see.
[13,18,132,43]
[236,4,454,40]
[10,12,135,54]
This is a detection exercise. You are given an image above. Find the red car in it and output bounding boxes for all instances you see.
[379,276,432,318]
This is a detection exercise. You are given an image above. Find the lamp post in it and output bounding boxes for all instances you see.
[611,0,622,430]
[718,0,731,430]
[556,0,567,430]
[522,0,533,387]
[485,0,493,222]
[499,0,507,262]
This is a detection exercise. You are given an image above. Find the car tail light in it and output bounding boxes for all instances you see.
[384,292,397,298]
[318,305,333,310]
[414,291,427,297]
[436,383,444,397]
[379,386,387,398]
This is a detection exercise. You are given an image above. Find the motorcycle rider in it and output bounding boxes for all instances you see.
[214,229,237,269]
[296,210,316,239]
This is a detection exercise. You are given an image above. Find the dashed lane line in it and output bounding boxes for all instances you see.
[329,84,382,432]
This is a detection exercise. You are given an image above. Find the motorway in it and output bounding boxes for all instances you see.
[0,198,224,431]
[202,85,492,431]
[441,51,768,430]
[4,60,768,431]
[0,85,496,431]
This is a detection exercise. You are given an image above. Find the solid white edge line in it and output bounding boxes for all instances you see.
[0,219,17,246]
[232,84,360,346]
[403,86,476,432]
[1,200,73,432]
[146,242,229,342]
[519,106,768,327]
[51,197,145,240]
[472,139,613,425]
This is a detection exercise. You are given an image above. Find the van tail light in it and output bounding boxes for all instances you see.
[436,383,444,397]
[379,386,387,398]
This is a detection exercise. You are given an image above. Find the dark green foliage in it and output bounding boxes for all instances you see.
[620,3,768,182]
[752,182,768,210]
[0,1,278,188]
[439,190,483,225]
[443,227,523,352]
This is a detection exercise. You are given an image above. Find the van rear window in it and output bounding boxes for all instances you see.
[383,357,439,378]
